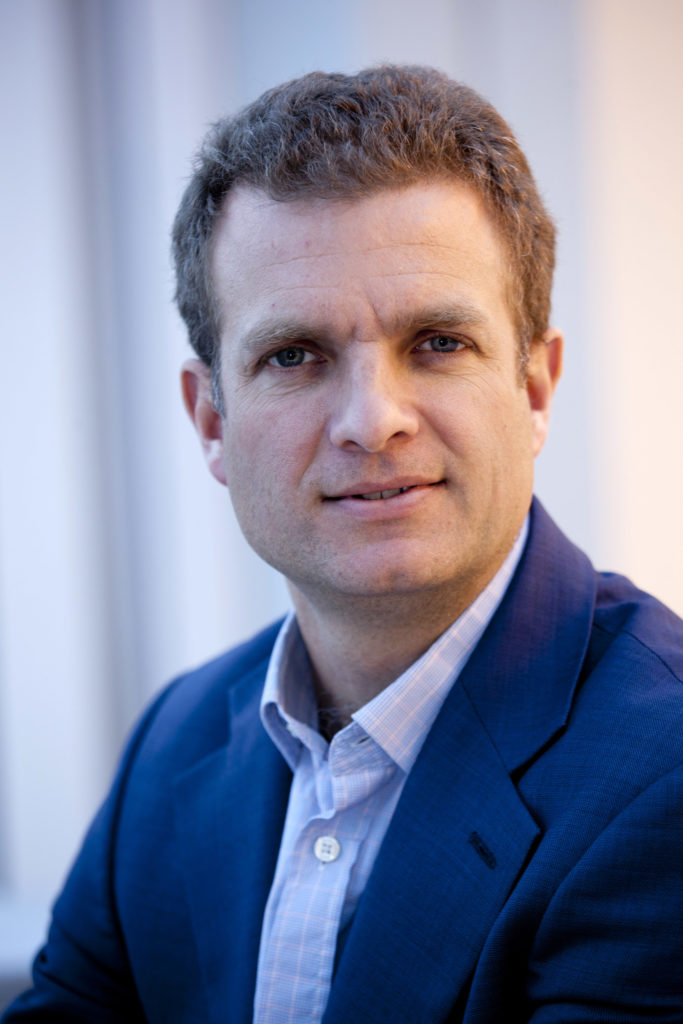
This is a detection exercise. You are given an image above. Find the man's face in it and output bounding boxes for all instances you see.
[185,180,560,614]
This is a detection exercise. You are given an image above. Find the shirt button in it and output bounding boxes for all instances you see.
[314,835,341,863]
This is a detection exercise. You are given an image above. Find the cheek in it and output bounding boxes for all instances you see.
[436,383,535,476]
[428,379,517,450]
[222,407,315,506]
[228,385,326,466]
[224,431,274,498]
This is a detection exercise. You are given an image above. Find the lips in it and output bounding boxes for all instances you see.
[325,480,443,501]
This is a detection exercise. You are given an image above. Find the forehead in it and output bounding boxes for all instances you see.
[209,180,512,338]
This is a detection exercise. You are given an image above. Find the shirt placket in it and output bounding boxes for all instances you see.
[254,739,395,1022]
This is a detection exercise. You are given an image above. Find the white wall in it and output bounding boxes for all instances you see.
[1,0,681,991]
[581,0,683,614]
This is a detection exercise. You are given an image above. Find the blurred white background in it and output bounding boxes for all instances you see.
[1,0,682,1001]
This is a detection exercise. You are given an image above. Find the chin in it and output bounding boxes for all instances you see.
[319,558,460,600]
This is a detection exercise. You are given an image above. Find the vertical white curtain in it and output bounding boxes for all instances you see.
[0,0,681,991]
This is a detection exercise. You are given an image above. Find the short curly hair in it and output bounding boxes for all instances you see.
[172,65,555,385]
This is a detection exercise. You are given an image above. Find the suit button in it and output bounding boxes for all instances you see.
[314,835,341,863]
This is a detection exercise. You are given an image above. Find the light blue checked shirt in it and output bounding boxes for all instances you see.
[254,518,528,1024]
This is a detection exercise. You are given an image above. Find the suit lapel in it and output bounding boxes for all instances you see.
[324,501,597,1022]
[173,662,291,1024]
[458,499,597,775]
[324,682,540,1023]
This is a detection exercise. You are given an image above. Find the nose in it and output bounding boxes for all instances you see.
[327,346,420,452]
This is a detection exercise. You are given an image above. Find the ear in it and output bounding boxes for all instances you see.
[526,328,563,457]
[180,359,228,486]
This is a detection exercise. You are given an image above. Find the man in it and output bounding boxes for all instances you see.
[4,66,683,1023]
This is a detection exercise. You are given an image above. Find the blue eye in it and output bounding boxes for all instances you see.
[419,335,464,353]
[268,346,309,367]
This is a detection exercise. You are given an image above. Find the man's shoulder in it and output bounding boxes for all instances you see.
[125,619,283,777]
[554,568,683,797]
[529,499,683,687]
[592,570,683,686]
[171,617,283,702]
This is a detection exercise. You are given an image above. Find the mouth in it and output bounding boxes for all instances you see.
[325,481,444,502]
[351,486,413,501]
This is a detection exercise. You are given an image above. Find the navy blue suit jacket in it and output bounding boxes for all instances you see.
[4,502,683,1022]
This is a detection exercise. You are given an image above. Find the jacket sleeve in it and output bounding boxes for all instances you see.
[525,766,683,1023]
[0,690,173,1023]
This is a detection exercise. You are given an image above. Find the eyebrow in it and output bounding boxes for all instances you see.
[240,318,328,355]
[389,303,488,335]
[238,302,489,354]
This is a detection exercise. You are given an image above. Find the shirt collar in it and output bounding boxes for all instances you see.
[261,516,528,774]
[260,614,321,771]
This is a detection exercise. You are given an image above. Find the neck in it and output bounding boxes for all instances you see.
[289,585,469,733]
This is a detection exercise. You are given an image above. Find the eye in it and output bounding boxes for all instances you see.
[415,335,466,353]
[267,346,315,368]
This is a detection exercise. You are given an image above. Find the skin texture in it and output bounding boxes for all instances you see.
[182,180,562,714]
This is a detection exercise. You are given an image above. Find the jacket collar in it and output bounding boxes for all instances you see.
[458,498,596,775]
